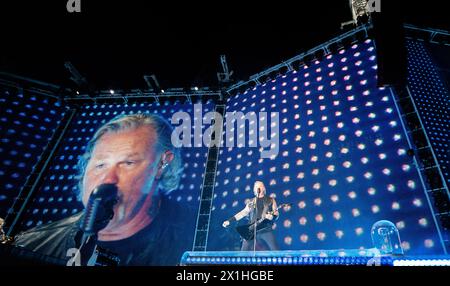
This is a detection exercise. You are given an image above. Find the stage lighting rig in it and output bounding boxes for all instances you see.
[143,74,164,94]
[217,55,234,85]
[341,0,380,29]
[64,61,88,90]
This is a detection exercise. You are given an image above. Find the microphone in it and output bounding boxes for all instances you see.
[80,184,119,237]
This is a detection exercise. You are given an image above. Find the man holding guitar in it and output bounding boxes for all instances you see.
[222,181,280,251]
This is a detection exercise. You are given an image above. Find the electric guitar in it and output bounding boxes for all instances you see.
[235,203,291,241]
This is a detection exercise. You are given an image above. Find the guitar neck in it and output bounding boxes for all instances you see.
[255,204,287,223]
[268,204,287,215]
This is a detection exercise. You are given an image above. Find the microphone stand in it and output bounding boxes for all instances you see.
[72,184,119,266]
[253,190,259,256]
[73,233,98,266]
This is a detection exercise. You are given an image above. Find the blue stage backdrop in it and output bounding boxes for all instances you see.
[16,99,214,252]
[0,89,68,218]
[208,39,444,255]
[405,40,450,189]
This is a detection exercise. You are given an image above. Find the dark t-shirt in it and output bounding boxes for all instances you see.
[95,205,187,266]
[13,197,193,266]
[255,197,266,220]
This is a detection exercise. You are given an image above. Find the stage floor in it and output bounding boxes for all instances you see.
[180,249,450,266]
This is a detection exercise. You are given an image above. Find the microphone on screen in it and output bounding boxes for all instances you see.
[79,183,119,240]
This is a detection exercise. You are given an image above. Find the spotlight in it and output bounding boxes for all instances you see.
[64,61,88,89]
[314,50,325,61]
[277,66,289,76]
[109,89,114,95]
[350,0,370,25]
[143,74,164,94]
[257,74,270,84]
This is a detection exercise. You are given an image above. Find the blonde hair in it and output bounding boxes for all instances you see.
[254,181,266,196]
[77,113,183,198]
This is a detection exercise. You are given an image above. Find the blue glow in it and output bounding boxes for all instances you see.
[17,100,214,236]
[208,39,443,255]
[0,89,67,218]
[406,40,450,188]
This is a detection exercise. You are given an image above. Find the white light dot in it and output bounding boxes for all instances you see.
[283,220,292,228]
[299,216,307,225]
[396,221,405,230]
[335,230,344,239]
[355,227,363,236]
[314,198,322,206]
[333,211,341,220]
[424,239,434,248]
[300,234,308,243]
[284,236,292,245]
[418,218,428,226]
[387,184,396,192]
[315,214,323,223]
[371,205,380,213]
[402,241,410,251]
[392,202,400,210]
[413,199,423,207]
[317,232,326,241]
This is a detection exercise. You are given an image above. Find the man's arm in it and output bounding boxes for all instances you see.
[272,199,279,217]
[222,204,251,227]
[264,198,279,221]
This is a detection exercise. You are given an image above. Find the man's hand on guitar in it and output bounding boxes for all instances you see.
[265,214,274,220]
[222,220,230,228]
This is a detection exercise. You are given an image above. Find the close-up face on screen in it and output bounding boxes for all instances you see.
[0,0,450,275]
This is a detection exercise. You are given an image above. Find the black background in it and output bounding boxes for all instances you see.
[0,0,448,91]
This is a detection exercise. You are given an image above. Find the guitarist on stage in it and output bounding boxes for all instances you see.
[222,181,280,251]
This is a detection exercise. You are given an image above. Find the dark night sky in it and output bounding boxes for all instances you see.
[0,0,448,91]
